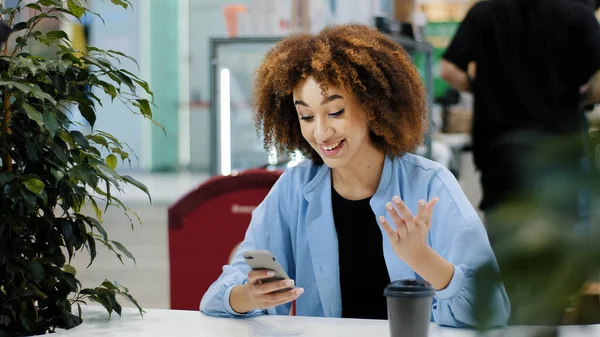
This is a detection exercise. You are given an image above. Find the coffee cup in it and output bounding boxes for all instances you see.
[384,279,435,337]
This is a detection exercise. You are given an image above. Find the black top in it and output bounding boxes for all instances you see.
[443,0,600,171]
[331,186,390,319]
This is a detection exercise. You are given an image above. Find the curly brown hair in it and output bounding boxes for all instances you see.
[252,24,427,164]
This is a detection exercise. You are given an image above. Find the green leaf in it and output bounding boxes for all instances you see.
[30,86,57,104]
[0,172,14,185]
[110,0,130,9]
[80,165,99,189]
[97,130,120,144]
[46,30,70,42]
[23,102,44,127]
[25,3,43,11]
[20,56,40,76]
[88,135,109,148]
[101,280,118,290]
[50,168,65,183]
[117,72,136,93]
[0,7,13,14]
[120,292,145,316]
[92,80,118,99]
[99,239,123,264]
[89,197,103,222]
[0,7,17,15]
[87,215,108,241]
[107,72,122,85]
[12,22,28,32]
[51,143,69,164]
[88,293,114,319]
[59,130,75,146]
[44,111,60,138]
[27,261,46,281]
[107,49,139,69]
[62,271,80,292]
[0,80,58,104]
[0,80,32,94]
[39,0,63,6]
[86,233,97,268]
[108,292,123,317]
[84,56,109,71]
[121,175,151,203]
[78,104,96,128]
[61,51,83,65]
[30,283,49,300]
[21,189,38,209]
[63,264,77,276]
[110,240,136,264]
[106,154,118,170]
[24,178,45,195]
[58,219,76,259]
[67,0,85,18]
[134,99,152,118]
[71,130,90,149]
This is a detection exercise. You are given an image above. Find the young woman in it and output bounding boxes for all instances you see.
[200,24,510,328]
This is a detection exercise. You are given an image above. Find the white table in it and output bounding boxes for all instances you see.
[56,306,600,337]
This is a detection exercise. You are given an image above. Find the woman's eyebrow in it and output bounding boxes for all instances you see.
[294,94,345,107]
[321,94,344,105]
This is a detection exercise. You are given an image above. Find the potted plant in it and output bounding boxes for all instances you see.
[0,0,160,335]
[474,132,600,336]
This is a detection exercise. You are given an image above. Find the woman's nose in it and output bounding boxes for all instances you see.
[314,119,334,141]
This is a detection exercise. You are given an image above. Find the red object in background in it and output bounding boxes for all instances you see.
[168,169,283,311]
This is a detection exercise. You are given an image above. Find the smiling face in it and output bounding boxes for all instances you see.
[292,76,380,170]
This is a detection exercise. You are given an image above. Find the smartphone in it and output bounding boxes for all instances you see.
[242,250,293,290]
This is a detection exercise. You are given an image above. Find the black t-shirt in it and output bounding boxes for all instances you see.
[443,0,600,170]
[331,186,390,319]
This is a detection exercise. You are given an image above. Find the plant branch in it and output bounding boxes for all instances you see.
[11,5,57,57]
[2,88,12,172]
[31,299,38,322]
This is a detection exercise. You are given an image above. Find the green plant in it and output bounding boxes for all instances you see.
[474,132,600,335]
[0,1,161,335]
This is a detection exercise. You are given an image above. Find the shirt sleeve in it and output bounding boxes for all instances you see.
[199,170,294,318]
[442,3,486,71]
[427,167,511,328]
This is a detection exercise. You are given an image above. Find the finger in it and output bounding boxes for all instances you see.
[379,215,398,242]
[255,278,296,295]
[262,288,304,306]
[414,199,428,226]
[425,197,439,228]
[248,269,276,284]
[392,196,416,232]
[386,201,408,237]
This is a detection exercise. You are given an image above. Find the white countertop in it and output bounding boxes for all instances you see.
[56,306,600,337]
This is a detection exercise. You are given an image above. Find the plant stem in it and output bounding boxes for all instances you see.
[31,299,38,322]
[11,6,56,57]
[2,92,12,172]
[1,22,12,172]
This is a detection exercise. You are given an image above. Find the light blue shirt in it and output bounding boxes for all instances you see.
[200,154,511,327]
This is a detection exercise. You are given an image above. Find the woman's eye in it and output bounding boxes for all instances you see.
[300,115,314,121]
[329,108,345,117]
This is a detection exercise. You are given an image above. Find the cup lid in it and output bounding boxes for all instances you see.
[383,279,435,297]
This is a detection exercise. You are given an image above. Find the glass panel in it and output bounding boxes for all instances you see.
[216,41,281,173]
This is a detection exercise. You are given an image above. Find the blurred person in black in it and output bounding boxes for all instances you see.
[440,0,600,221]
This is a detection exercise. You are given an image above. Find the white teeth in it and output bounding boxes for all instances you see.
[322,141,341,151]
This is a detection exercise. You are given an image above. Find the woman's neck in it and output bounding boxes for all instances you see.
[331,147,385,201]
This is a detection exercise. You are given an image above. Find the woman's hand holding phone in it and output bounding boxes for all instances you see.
[230,250,304,314]
[244,269,304,310]
[229,270,304,314]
